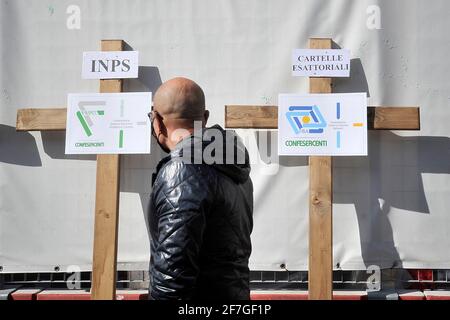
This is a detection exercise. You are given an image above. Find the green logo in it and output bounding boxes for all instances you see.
[76,101,106,137]
[285,140,328,147]
[75,142,105,147]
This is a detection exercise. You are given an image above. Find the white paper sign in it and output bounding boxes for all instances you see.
[292,49,350,77]
[278,93,367,156]
[82,51,139,79]
[65,92,152,154]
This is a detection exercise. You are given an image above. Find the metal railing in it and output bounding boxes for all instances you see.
[1,269,450,291]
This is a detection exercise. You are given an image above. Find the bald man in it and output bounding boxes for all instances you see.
[148,77,253,300]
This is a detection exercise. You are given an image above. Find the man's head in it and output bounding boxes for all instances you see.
[150,77,209,152]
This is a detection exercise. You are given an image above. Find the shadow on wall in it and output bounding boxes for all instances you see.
[252,128,450,275]
[124,40,163,94]
[0,124,42,166]
[2,64,164,246]
[333,133,450,271]
[248,45,449,275]
[124,66,163,94]
[121,64,164,239]
[41,131,96,161]
[334,58,370,98]
[332,39,370,98]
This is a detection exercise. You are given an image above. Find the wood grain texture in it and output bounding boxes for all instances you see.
[308,155,333,300]
[225,106,420,130]
[91,153,121,300]
[225,105,278,129]
[368,106,420,130]
[17,104,420,132]
[308,38,333,301]
[16,108,67,131]
[91,39,123,301]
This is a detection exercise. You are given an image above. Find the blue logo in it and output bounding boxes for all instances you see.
[286,105,327,134]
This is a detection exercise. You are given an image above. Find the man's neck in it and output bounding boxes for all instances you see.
[167,127,197,151]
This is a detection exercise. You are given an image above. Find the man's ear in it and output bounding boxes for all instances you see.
[203,110,210,126]
[153,113,166,137]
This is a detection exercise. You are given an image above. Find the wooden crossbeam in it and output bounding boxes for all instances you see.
[17,105,421,132]
[16,108,67,131]
[225,105,420,131]
[367,107,420,130]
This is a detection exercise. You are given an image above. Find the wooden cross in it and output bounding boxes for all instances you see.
[225,38,421,300]
[16,39,125,300]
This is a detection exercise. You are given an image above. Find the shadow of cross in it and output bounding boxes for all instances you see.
[15,39,127,300]
[224,38,421,300]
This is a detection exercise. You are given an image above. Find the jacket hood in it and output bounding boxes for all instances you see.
[172,125,251,183]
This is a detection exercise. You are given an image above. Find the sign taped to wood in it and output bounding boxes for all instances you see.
[292,49,350,77]
[65,92,152,154]
[82,51,139,79]
[278,93,367,156]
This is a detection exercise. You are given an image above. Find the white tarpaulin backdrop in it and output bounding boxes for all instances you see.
[1,0,449,273]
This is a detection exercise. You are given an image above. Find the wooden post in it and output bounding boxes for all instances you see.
[308,38,333,300]
[91,40,123,300]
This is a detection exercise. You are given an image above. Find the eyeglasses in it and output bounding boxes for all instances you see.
[147,109,162,124]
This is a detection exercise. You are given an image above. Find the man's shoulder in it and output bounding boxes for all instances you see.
[154,157,214,192]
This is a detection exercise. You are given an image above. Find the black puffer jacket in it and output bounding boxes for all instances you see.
[149,125,253,300]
